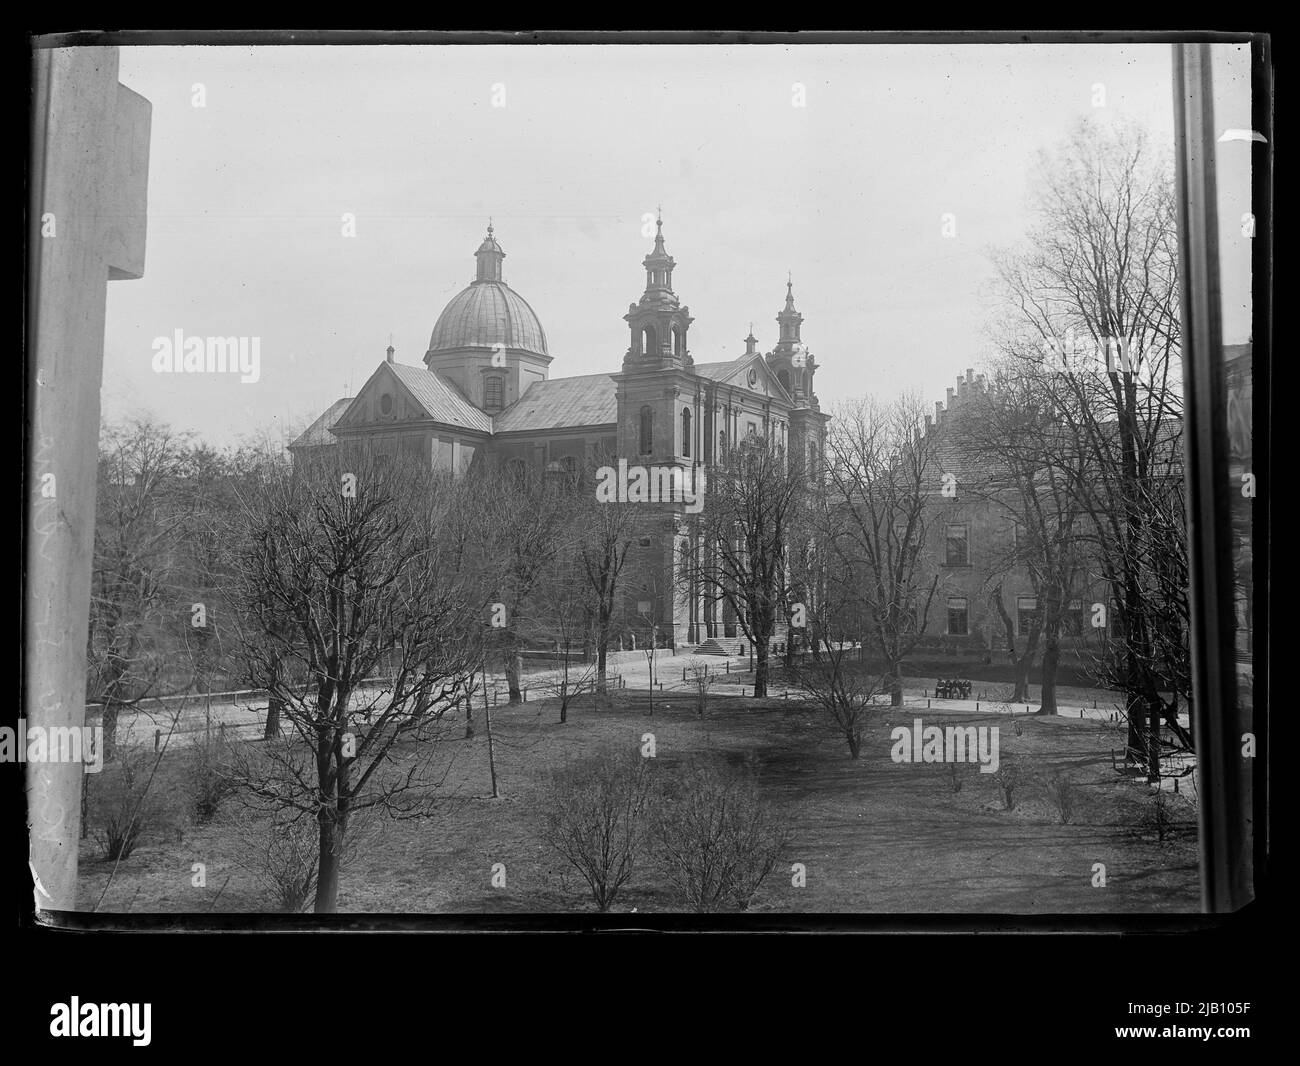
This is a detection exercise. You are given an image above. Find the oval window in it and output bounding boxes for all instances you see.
[380,393,393,415]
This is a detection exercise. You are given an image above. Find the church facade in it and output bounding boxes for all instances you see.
[290,219,829,648]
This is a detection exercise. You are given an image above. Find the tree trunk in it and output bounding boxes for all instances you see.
[1146,697,1162,782]
[888,660,903,706]
[264,694,283,740]
[101,702,120,763]
[754,641,769,698]
[1037,636,1060,715]
[313,806,345,913]
[485,689,500,797]
[596,639,608,697]
[506,651,523,704]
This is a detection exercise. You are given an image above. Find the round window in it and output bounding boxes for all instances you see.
[380,393,393,415]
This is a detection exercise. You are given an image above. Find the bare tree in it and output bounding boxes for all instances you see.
[793,638,883,760]
[961,371,1091,710]
[823,396,940,705]
[989,116,1185,776]
[650,756,789,912]
[681,436,804,698]
[473,464,572,704]
[573,453,640,698]
[540,748,656,912]
[232,453,484,912]
[87,419,191,760]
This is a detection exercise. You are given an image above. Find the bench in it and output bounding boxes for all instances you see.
[935,679,972,700]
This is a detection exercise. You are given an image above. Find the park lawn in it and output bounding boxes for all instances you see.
[77,691,1199,915]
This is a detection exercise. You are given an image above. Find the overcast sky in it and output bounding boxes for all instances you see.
[102,41,1248,448]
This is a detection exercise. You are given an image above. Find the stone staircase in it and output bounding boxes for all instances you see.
[694,637,748,656]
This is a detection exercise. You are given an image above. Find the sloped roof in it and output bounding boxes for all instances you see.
[493,373,618,433]
[693,358,745,381]
[386,362,494,433]
[288,397,352,450]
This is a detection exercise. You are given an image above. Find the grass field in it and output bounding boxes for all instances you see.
[76,690,1199,915]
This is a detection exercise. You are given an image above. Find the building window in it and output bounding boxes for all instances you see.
[672,325,683,357]
[379,393,393,416]
[484,376,504,413]
[1017,596,1039,637]
[747,421,757,438]
[681,408,692,457]
[947,597,969,636]
[560,455,580,489]
[639,406,653,455]
[945,524,969,567]
[641,325,656,356]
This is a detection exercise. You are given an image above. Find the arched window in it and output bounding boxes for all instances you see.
[672,325,683,357]
[484,376,504,413]
[777,368,790,393]
[681,407,692,457]
[639,406,653,455]
[641,324,657,356]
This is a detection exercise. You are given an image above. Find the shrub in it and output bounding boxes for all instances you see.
[1043,770,1075,824]
[189,733,238,824]
[540,748,657,912]
[232,810,320,912]
[88,743,170,861]
[992,754,1022,811]
[651,756,789,912]
[231,806,374,912]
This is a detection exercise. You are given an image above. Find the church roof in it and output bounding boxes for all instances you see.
[493,373,618,433]
[386,362,494,433]
[427,281,549,358]
[288,397,352,450]
[692,358,745,381]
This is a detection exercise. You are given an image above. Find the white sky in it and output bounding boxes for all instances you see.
[103,42,1242,448]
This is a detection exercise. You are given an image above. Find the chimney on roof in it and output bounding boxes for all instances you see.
[935,400,943,421]
[966,367,974,384]
[946,386,955,406]
[386,344,395,364]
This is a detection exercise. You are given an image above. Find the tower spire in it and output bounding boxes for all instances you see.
[474,222,505,283]
[775,275,804,352]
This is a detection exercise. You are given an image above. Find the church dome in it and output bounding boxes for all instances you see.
[426,225,549,358]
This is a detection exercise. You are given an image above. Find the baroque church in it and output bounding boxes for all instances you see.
[290,217,829,648]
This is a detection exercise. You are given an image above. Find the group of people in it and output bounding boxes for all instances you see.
[934,678,973,700]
